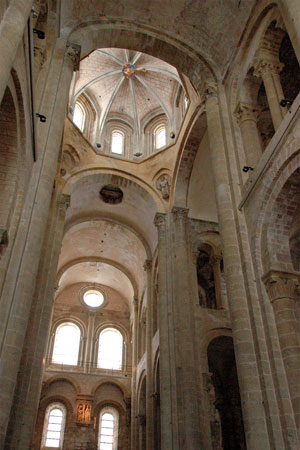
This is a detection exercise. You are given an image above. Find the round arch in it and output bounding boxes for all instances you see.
[64,21,217,80]
[42,376,81,396]
[91,379,131,400]
[61,169,165,212]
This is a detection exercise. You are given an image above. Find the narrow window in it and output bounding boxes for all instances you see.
[155,126,166,150]
[52,323,81,365]
[184,95,189,110]
[41,403,66,449]
[98,328,123,370]
[111,131,124,154]
[73,103,85,131]
[98,408,119,450]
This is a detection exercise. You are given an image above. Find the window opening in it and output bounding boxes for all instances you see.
[52,323,80,365]
[41,403,66,449]
[111,131,124,154]
[155,126,166,149]
[83,290,104,308]
[184,95,189,110]
[98,328,123,370]
[73,103,85,131]
[98,409,118,450]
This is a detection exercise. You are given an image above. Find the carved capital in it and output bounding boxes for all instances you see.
[234,102,261,125]
[66,42,81,71]
[154,213,166,228]
[172,207,189,221]
[59,193,70,211]
[253,57,284,79]
[210,252,222,266]
[143,259,152,272]
[262,271,299,303]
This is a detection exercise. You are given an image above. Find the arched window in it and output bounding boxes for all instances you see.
[98,407,119,450]
[111,131,124,154]
[41,403,66,449]
[98,328,123,369]
[73,102,85,131]
[52,322,81,365]
[154,126,166,150]
[184,95,189,110]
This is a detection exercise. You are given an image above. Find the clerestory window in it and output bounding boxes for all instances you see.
[155,126,166,150]
[52,322,81,365]
[73,103,85,131]
[97,328,123,370]
[111,131,124,154]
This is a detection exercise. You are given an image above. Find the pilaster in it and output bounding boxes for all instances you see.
[263,271,300,432]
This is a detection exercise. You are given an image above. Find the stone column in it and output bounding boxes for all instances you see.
[154,209,203,450]
[263,271,300,431]
[85,311,96,372]
[0,0,34,104]
[210,251,223,309]
[131,297,138,450]
[4,191,70,449]
[0,42,77,447]
[254,58,286,131]
[204,82,271,449]
[234,102,262,168]
[144,259,154,450]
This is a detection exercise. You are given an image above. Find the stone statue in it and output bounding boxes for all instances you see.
[156,174,171,199]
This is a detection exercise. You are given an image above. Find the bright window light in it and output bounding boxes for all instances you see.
[98,328,123,370]
[111,131,124,154]
[98,409,118,450]
[184,95,189,110]
[155,126,166,149]
[41,403,66,450]
[83,290,104,308]
[73,103,85,131]
[52,323,80,365]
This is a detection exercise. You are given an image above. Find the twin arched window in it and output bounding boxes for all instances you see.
[41,404,119,449]
[41,403,66,449]
[51,323,123,369]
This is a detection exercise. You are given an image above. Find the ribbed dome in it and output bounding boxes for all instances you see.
[73,48,185,154]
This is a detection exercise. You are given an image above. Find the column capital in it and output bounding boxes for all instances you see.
[143,259,152,272]
[234,102,261,125]
[58,193,70,211]
[172,207,189,221]
[210,251,222,266]
[253,57,284,79]
[153,212,166,228]
[262,270,299,302]
[66,42,81,71]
